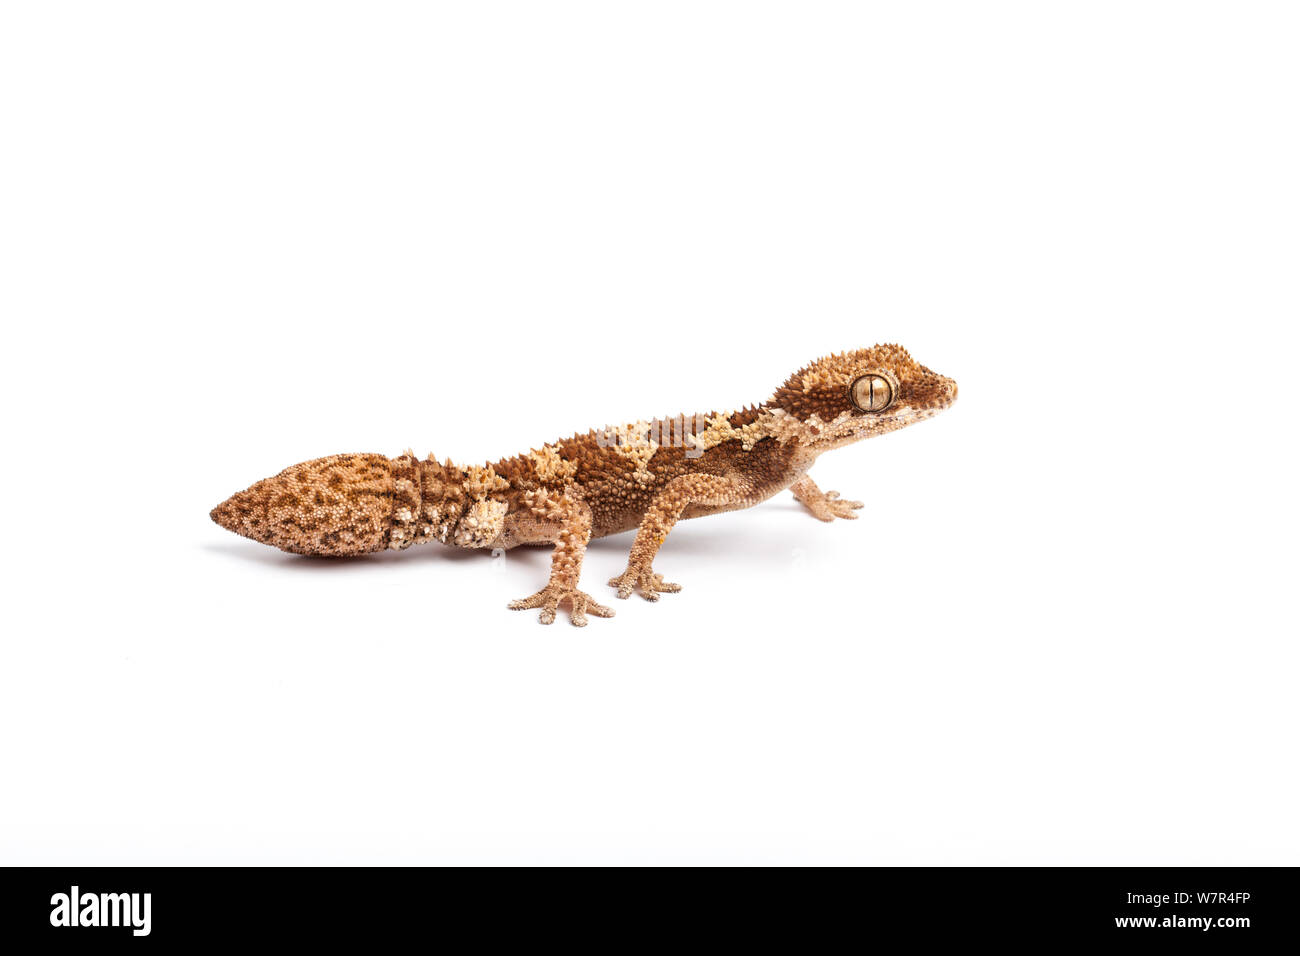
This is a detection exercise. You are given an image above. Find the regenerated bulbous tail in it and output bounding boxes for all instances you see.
[210,452,468,555]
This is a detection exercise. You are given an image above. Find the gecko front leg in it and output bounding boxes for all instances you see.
[790,475,863,522]
[507,491,613,626]
[609,473,750,601]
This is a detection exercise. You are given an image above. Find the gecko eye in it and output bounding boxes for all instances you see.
[850,374,893,412]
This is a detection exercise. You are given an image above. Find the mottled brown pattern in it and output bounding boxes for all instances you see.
[212,344,957,624]
[211,453,396,555]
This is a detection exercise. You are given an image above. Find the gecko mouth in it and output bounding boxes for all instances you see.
[807,396,956,449]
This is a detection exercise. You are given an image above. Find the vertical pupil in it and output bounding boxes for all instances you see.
[853,375,890,411]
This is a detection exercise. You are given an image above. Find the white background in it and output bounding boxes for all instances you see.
[2,2,1296,865]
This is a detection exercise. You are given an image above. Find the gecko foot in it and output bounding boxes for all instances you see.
[799,489,864,522]
[608,567,682,602]
[508,585,615,627]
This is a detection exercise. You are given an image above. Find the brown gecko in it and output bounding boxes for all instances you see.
[211,344,957,625]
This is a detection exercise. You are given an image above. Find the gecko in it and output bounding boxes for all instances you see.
[210,344,957,625]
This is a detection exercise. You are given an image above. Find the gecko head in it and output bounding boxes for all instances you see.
[768,344,958,450]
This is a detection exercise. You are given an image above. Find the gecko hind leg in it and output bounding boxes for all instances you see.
[790,475,863,522]
[609,473,749,602]
[506,491,613,626]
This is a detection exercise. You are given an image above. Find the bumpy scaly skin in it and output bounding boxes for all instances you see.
[211,344,958,625]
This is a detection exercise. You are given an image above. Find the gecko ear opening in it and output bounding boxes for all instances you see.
[850,374,894,412]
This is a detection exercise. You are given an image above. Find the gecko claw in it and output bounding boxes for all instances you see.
[608,568,681,602]
[509,586,615,626]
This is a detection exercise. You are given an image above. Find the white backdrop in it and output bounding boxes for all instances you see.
[2,2,1296,865]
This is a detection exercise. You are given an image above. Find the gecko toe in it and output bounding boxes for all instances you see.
[567,589,613,624]
[832,499,864,518]
[514,585,612,626]
[610,568,680,601]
